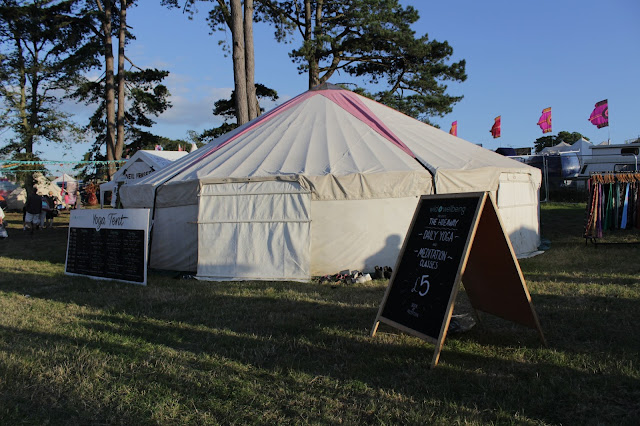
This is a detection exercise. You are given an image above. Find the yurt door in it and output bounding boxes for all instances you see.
[197,180,311,281]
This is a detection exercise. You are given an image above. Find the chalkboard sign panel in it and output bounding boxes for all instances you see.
[378,193,483,340]
[65,209,150,285]
[372,192,546,368]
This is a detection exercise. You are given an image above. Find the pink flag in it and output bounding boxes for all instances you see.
[537,107,552,134]
[178,144,183,151]
[449,121,458,136]
[589,99,609,128]
[490,116,501,138]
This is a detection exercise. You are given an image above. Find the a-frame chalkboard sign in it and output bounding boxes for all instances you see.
[371,192,546,368]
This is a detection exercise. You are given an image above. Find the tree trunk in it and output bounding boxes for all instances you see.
[116,0,127,163]
[230,0,249,125]
[97,0,116,179]
[313,0,324,86]
[15,34,31,154]
[244,0,258,120]
[304,0,321,88]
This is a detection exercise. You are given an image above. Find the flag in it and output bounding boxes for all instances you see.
[537,107,552,134]
[589,99,609,128]
[490,116,501,138]
[178,144,183,151]
[449,121,457,136]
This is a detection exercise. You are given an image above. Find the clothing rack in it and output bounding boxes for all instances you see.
[584,172,640,245]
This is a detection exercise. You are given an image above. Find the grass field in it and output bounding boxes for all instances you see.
[0,204,638,424]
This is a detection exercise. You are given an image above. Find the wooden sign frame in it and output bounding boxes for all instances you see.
[371,192,545,368]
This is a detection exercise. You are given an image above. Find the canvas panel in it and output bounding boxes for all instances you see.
[496,173,541,257]
[197,181,311,281]
[149,205,198,272]
[305,170,433,201]
[310,196,421,275]
[435,168,504,193]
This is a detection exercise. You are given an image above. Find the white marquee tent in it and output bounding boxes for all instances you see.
[52,173,77,184]
[100,150,188,207]
[540,141,573,154]
[120,84,542,281]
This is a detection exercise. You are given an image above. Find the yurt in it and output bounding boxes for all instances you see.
[120,83,542,281]
[100,150,188,207]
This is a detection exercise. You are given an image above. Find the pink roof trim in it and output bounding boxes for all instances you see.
[318,90,416,158]
[183,86,415,174]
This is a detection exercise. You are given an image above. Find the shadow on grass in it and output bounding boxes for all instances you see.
[1,312,638,425]
[0,217,69,264]
[1,266,639,424]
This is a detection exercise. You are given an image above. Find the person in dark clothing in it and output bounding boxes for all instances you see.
[43,190,56,228]
[24,186,42,233]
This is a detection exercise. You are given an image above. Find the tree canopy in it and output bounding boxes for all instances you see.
[207,0,466,122]
[165,0,466,124]
[0,0,99,181]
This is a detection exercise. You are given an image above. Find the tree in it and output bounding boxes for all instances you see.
[72,67,171,179]
[0,0,99,184]
[74,1,171,180]
[198,82,277,140]
[94,0,135,179]
[163,0,259,125]
[208,0,467,122]
[534,131,588,153]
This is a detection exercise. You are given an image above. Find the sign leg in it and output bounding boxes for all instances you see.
[371,319,380,337]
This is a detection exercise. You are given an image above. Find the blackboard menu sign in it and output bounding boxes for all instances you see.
[372,192,546,368]
[378,193,483,339]
[376,193,483,340]
[65,209,150,285]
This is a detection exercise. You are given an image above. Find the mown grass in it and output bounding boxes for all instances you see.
[0,204,638,425]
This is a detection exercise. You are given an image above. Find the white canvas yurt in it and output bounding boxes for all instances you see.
[100,150,188,207]
[120,84,542,281]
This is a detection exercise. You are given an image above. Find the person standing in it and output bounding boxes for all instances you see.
[0,205,6,238]
[44,190,56,228]
[24,186,42,233]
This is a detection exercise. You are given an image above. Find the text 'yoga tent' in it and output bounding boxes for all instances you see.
[120,83,542,282]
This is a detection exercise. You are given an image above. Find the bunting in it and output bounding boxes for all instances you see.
[449,121,458,137]
[490,116,501,138]
[537,107,552,134]
[589,99,609,128]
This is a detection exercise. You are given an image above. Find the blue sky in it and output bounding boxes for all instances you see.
[51,0,640,168]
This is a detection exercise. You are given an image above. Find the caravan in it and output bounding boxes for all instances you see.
[578,141,640,177]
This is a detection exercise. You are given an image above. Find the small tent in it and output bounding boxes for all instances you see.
[100,150,188,207]
[52,173,77,184]
[120,83,542,281]
[52,173,78,206]
[540,141,574,154]
[571,138,593,156]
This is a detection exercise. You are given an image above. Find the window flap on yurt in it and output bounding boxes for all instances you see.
[196,180,311,281]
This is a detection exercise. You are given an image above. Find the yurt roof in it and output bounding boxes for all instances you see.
[122,83,539,207]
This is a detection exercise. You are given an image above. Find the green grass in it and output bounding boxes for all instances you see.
[0,204,639,424]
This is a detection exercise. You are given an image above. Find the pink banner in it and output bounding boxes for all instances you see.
[537,107,552,134]
[490,116,501,138]
[449,121,457,136]
[589,99,609,128]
